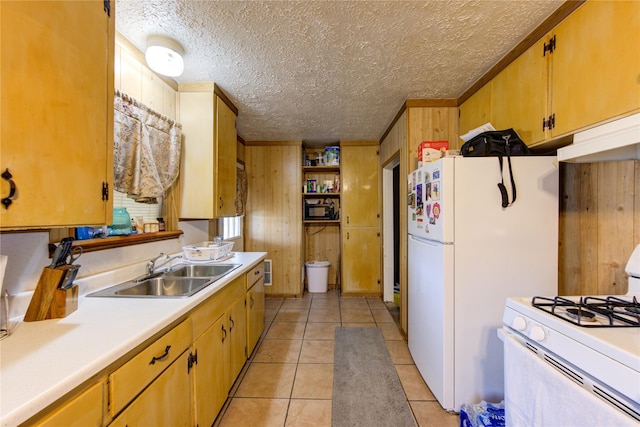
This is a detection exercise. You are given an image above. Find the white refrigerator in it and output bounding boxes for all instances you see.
[407,156,559,411]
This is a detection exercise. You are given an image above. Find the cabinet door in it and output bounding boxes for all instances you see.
[34,381,104,427]
[179,90,215,218]
[193,315,227,427]
[109,320,192,415]
[178,88,237,219]
[227,296,247,386]
[0,0,114,228]
[491,37,549,145]
[341,145,379,227]
[550,1,640,137]
[214,95,238,217]
[342,227,381,295]
[459,83,492,138]
[110,351,191,427]
[247,277,265,356]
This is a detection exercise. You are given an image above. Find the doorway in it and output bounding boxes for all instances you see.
[382,155,400,304]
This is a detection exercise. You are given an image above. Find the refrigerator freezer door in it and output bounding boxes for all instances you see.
[408,234,455,409]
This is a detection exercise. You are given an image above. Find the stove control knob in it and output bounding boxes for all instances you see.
[529,325,546,342]
[511,316,527,331]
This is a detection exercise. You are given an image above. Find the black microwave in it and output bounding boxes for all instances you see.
[305,203,336,220]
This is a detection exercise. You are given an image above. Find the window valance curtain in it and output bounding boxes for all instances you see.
[113,90,182,203]
[236,167,247,216]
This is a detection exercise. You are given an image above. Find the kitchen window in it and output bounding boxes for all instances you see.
[219,216,243,240]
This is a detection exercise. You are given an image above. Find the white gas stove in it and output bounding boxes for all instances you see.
[501,245,640,425]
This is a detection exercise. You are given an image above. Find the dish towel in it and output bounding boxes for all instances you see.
[503,332,637,427]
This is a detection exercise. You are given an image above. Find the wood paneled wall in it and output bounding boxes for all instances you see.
[559,160,640,296]
[406,105,460,171]
[304,224,340,288]
[245,143,303,297]
[379,104,459,335]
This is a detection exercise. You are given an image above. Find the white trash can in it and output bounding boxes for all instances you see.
[305,261,330,293]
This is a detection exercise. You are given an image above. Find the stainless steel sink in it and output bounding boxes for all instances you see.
[164,263,240,278]
[87,277,213,298]
[86,263,241,298]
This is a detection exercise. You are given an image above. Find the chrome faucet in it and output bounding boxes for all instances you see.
[147,253,183,275]
[146,253,166,275]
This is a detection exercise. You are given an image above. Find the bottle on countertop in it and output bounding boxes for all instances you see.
[157,217,166,232]
[110,208,132,236]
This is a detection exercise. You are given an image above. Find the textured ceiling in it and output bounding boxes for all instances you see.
[115,0,565,143]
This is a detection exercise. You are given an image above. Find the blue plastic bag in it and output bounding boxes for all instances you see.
[460,401,505,427]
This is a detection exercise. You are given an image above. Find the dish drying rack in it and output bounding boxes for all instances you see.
[182,241,235,261]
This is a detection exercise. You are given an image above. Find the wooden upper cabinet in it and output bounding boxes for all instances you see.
[460,1,639,146]
[0,0,114,229]
[459,83,492,138]
[340,143,379,227]
[491,37,549,145]
[550,0,640,137]
[215,96,238,217]
[178,84,237,219]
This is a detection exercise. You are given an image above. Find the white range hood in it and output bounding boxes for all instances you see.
[557,113,640,163]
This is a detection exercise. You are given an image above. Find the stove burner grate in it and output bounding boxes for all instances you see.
[565,307,596,322]
[531,296,640,328]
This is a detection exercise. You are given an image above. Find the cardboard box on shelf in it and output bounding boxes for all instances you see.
[418,140,449,166]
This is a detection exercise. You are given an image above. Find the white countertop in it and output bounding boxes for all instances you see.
[0,252,266,427]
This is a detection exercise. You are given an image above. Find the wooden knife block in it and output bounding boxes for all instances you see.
[24,266,78,322]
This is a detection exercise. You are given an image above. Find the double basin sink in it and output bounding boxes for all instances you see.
[87,263,241,298]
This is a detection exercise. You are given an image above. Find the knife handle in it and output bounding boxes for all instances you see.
[49,244,65,268]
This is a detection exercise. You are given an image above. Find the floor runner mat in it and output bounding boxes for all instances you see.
[332,327,416,427]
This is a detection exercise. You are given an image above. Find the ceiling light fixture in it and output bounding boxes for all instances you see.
[145,35,184,77]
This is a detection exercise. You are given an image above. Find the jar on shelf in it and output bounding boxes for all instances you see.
[110,207,132,236]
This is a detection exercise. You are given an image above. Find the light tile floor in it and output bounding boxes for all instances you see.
[215,289,459,427]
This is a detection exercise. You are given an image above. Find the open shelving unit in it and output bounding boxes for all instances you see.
[302,163,340,224]
[302,146,341,290]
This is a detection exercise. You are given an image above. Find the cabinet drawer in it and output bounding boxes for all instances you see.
[34,380,104,427]
[246,263,264,289]
[191,276,245,339]
[109,319,192,415]
[110,351,192,427]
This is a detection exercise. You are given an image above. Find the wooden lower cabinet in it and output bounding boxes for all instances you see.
[226,296,248,389]
[247,277,265,356]
[31,381,104,427]
[190,274,248,427]
[341,227,381,296]
[26,267,264,427]
[109,350,192,427]
[192,315,227,426]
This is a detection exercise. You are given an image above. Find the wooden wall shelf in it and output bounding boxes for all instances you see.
[48,231,184,257]
[303,166,340,172]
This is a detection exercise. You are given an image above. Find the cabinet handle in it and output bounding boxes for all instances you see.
[229,315,235,332]
[219,196,223,210]
[1,169,16,209]
[222,324,227,342]
[346,216,350,224]
[347,232,350,240]
[250,295,255,308]
[149,345,171,365]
